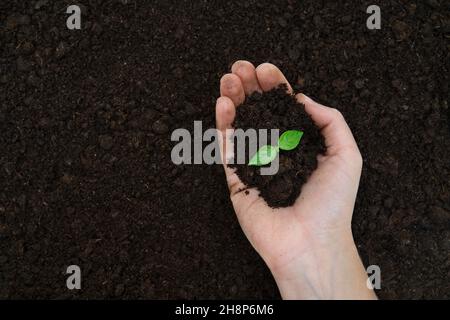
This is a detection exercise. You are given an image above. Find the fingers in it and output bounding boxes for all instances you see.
[217,76,243,194]
[220,73,245,106]
[220,61,358,156]
[222,61,291,104]
[215,96,235,168]
[216,96,235,133]
[215,97,244,194]
[296,93,359,156]
[255,63,293,93]
[231,60,261,95]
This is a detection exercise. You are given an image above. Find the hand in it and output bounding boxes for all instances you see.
[216,61,377,300]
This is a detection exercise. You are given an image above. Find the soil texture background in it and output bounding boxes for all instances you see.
[0,0,449,299]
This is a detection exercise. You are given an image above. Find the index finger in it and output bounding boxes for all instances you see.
[255,63,293,93]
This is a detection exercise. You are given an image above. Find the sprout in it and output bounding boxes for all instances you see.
[248,130,304,166]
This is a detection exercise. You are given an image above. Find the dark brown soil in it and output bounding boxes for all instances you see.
[0,0,449,299]
[231,85,325,208]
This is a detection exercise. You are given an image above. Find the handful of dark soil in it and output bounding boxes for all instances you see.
[231,85,325,208]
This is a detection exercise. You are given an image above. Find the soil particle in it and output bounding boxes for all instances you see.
[19,42,35,55]
[99,135,114,150]
[354,79,365,89]
[384,198,394,209]
[425,0,440,9]
[288,47,300,60]
[0,75,9,84]
[332,78,349,92]
[115,284,125,297]
[55,42,69,59]
[392,20,412,41]
[34,0,49,10]
[26,73,42,88]
[152,119,169,135]
[16,56,31,71]
[429,206,450,225]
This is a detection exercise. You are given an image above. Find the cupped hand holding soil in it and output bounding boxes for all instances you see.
[230,84,325,208]
[216,61,376,299]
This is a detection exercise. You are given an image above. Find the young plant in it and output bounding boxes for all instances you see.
[248,130,304,166]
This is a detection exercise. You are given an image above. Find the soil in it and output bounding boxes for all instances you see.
[231,85,325,208]
[0,0,449,299]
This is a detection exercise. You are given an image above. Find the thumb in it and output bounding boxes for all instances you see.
[295,93,359,156]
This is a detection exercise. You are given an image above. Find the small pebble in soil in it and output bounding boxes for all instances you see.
[152,119,169,134]
[99,134,114,150]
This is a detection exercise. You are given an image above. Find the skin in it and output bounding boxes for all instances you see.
[216,61,377,300]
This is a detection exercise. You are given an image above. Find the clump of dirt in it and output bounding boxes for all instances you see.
[231,85,325,208]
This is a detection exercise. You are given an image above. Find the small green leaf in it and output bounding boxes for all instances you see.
[248,145,279,166]
[278,130,304,151]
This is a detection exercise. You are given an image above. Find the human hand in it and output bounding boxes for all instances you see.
[216,61,376,299]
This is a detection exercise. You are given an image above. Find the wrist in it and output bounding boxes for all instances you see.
[269,230,376,300]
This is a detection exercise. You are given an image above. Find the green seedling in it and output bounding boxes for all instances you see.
[248,130,304,166]
[248,145,279,166]
[279,130,304,150]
